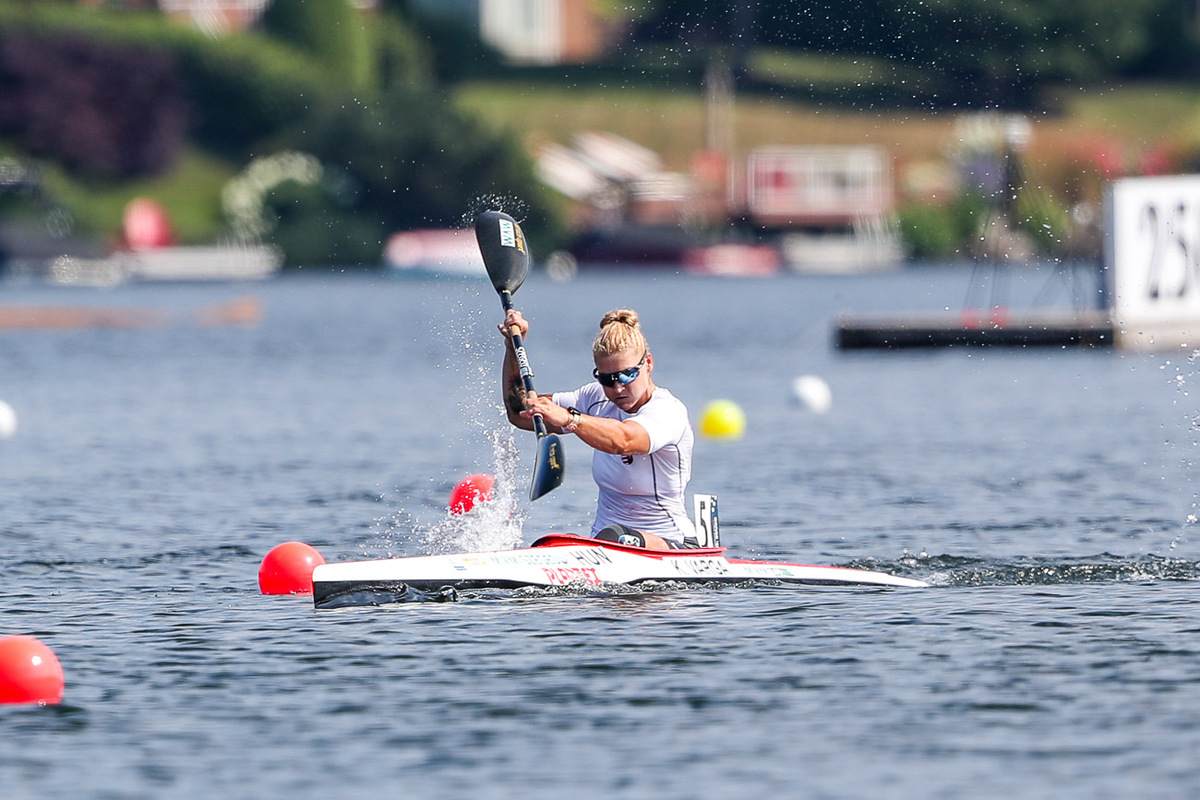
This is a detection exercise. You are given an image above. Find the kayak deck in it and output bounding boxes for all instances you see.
[529,533,727,557]
[311,533,927,608]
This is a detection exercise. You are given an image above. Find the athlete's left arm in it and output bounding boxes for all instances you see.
[573,416,651,456]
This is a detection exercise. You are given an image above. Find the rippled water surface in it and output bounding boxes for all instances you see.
[3,267,1200,799]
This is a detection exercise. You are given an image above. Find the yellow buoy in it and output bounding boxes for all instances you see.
[700,399,746,439]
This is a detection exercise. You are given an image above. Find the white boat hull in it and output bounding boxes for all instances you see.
[312,534,926,608]
[383,229,487,277]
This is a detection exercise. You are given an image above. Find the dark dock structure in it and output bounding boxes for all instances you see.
[835,310,1115,350]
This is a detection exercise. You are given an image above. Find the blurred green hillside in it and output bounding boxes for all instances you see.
[2,0,1200,265]
[456,74,1200,203]
[0,0,557,267]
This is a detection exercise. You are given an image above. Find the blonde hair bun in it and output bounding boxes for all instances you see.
[599,309,640,331]
[593,308,647,358]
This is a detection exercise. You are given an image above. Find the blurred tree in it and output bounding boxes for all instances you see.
[259,0,376,91]
[373,13,435,91]
[260,177,387,266]
[1126,0,1200,76]
[377,0,502,81]
[260,90,560,265]
[0,31,186,178]
[0,3,549,263]
[868,0,1168,107]
[630,0,1195,107]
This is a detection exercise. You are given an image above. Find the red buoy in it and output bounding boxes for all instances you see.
[0,635,64,705]
[258,541,325,595]
[449,473,495,514]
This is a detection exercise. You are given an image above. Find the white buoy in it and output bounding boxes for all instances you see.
[0,400,15,438]
[791,375,832,414]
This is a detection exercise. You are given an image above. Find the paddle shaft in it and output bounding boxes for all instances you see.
[500,289,550,438]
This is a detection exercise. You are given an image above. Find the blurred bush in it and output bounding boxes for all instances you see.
[0,30,186,179]
[897,202,962,260]
[266,92,561,265]
[259,0,376,91]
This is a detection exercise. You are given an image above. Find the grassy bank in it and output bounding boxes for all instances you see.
[454,79,1200,205]
[26,72,1200,255]
[41,148,236,247]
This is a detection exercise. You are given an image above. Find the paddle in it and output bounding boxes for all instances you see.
[474,210,565,501]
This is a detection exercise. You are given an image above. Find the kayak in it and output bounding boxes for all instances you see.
[312,533,928,608]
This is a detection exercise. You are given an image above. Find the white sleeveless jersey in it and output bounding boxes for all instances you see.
[552,383,695,543]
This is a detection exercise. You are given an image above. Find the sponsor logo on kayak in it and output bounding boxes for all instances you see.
[542,566,602,585]
[669,558,730,577]
[498,554,555,566]
[482,548,612,570]
[738,564,794,578]
[571,548,612,566]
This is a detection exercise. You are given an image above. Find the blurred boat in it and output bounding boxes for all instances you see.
[124,244,282,282]
[683,243,781,276]
[548,225,783,277]
[560,224,698,269]
[8,244,283,287]
[778,216,904,274]
[384,229,486,278]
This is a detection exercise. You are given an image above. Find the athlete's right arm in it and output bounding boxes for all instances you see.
[499,310,535,431]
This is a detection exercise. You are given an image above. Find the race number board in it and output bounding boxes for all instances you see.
[1106,175,1200,349]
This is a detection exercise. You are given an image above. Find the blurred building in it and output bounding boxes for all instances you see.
[732,146,902,272]
[732,147,893,226]
[409,0,620,64]
[74,1,612,58]
[76,1,377,35]
[536,134,903,273]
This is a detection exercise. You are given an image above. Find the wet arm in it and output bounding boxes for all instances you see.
[501,338,535,431]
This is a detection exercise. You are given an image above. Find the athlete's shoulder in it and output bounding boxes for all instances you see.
[574,381,610,410]
[646,386,688,412]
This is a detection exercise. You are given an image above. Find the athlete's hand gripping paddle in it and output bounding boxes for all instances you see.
[474,210,565,501]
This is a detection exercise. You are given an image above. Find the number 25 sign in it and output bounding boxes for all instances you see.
[1107,176,1200,330]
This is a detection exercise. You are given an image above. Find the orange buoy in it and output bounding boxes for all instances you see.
[449,473,495,514]
[0,635,64,705]
[258,542,325,595]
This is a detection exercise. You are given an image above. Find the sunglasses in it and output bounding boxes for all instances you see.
[594,354,646,387]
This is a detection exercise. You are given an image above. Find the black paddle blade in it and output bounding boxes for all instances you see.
[474,211,530,295]
[530,433,565,501]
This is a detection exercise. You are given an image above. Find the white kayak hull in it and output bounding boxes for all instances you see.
[312,534,927,608]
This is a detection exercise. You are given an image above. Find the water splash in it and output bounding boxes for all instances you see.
[374,289,530,556]
[885,552,1200,587]
[419,426,527,555]
[460,194,531,229]
[320,580,716,608]
[1164,349,1200,550]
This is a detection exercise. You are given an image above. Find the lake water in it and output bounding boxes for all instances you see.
[3,265,1199,799]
